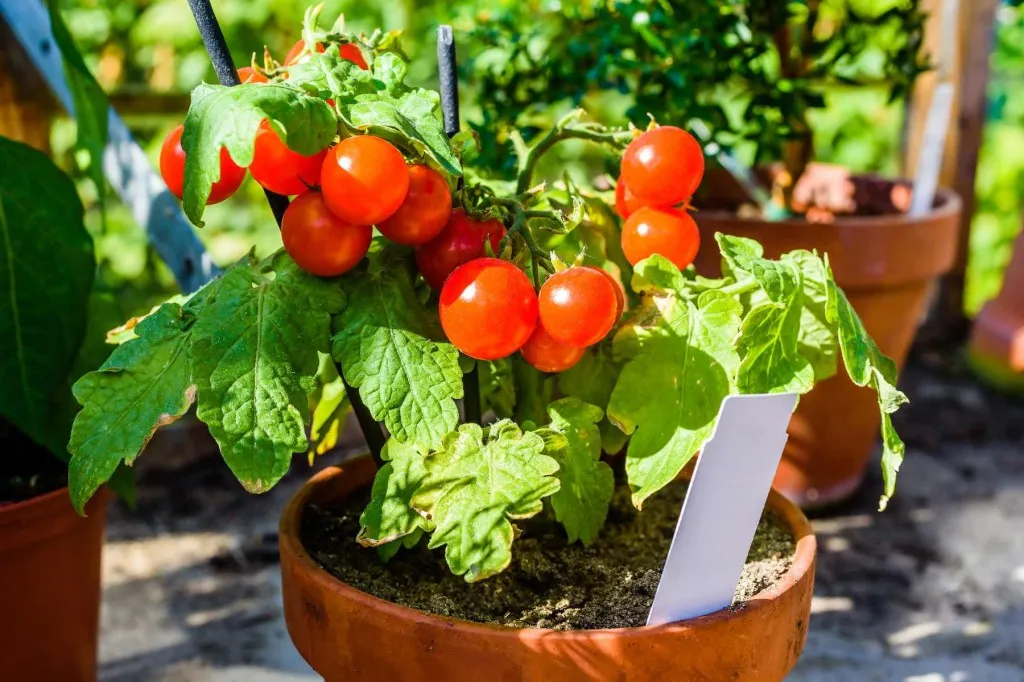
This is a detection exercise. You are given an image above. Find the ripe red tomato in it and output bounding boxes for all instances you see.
[159,124,246,204]
[376,165,452,245]
[320,135,409,226]
[614,176,645,219]
[285,39,368,70]
[520,324,585,373]
[621,206,701,270]
[249,120,327,196]
[281,192,372,277]
[237,66,268,83]
[439,258,538,360]
[415,209,507,290]
[538,266,619,348]
[621,126,704,207]
[585,266,625,320]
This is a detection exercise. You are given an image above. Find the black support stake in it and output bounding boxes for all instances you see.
[437,25,481,426]
[187,0,385,466]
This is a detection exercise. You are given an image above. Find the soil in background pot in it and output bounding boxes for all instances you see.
[302,479,795,630]
[0,420,67,505]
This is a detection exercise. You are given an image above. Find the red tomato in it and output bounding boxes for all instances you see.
[159,124,245,204]
[237,66,268,83]
[614,176,645,219]
[538,266,619,348]
[321,135,409,226]
[281,192,372,277]
[415,209,507,290]
[585,266,625,320]
[439,258,538,360]
[621,207,701,270]
[621,126,704,207]
[376,165,452,245]
[285,39,368,70]
[249,120,328,196]
[520,324,585,373]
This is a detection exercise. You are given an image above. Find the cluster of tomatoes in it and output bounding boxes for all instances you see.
[160,38,705,374]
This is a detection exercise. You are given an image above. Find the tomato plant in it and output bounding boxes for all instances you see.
[282,192,372,276]
[66,7,910,585]
[622,206,701,270]
[439,258,538,361]
[250,120,328,196]
[321,135,409,226]
[415,209,506,289]
[160,124,245,204]
[286,38,368,70]
[538,267,618,347]
[376,165,453,245]
[614,176,645,219]
[237,66,268,84]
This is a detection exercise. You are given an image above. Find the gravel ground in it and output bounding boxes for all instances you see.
[98,350,1024,681]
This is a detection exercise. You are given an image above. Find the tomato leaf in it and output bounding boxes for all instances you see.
[68,304,196,514]
[181,82,335,225]
[286,43,375,99]
[331,253,462,452]
[544,398,615,545]
[191,252,345,493]
[479,358,516,419]
[557,346,627,453]
[608,256,742,507]
[0,137,94,455]
[411,421,560,581]
[358,439,433,547]
[787,250,838,381]
[825,267,908,511]
[307,356,350,461]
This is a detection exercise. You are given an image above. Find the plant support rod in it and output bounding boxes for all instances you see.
[186,0,385,465]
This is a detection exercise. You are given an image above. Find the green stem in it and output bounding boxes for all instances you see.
[718,278,759,297]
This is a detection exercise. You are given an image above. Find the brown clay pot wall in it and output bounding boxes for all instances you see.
[692,186,961,505]
[0,487,109,682]
[279,457,817,682]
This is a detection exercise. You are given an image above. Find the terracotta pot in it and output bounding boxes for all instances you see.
[0,487,109,682]
[969,227,1024,388]
[279,456,817,682]
[692,176,961,506]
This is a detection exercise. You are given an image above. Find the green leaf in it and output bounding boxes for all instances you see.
[785,251,838,381]
[348,89,461,177]
[544,398,615,545]
[358,439,432,547]
[557,346,627,453]
[377,529,424,562]
[609,257,742,507]
[331,258,462,452]
[182,83,335,225]
[716,233,794,302]
[192,252,344,493]
[307,356,350,461]
[411,421,560,581]
[479,358,516,419]
[826,270,908,511]
[0,137,94,454]
[68,304,196,514]
[286,43,375,99]
[47,0,108,219]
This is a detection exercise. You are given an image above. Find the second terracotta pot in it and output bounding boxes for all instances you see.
[0,487,109,682]
[280,457,817,682]
[693,182,961,506]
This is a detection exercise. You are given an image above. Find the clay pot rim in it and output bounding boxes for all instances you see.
[279,456,817,640]
[0,484,73,514]
[697,186,961,229]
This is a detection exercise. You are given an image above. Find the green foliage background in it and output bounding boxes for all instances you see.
[49,0,1024,318]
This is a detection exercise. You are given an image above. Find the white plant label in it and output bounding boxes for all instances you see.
[647,392,799,627]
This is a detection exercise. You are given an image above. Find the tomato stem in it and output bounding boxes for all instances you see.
[718,277,759,297]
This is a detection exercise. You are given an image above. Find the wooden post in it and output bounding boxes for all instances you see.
[0,17,55,151]
[905,0,999,343]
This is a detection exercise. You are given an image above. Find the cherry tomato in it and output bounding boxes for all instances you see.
[520,324,585,373]
[614,176,645,219]
[621,206,701,270]
[376,165,452,245]
[439,258,538,360]
[281,192,372,277]
[159,124,246,204]
[585,266,625,319]
[538,266,619,348]
[415,209,507,290]
[249,120,327,196]
[321,136,409,226]
[237,66,268,83]
[285,39,368,70]
[621,126,704,207]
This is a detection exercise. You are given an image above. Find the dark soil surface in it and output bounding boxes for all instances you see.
[0,420,67,506]
[302,479,795,630]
